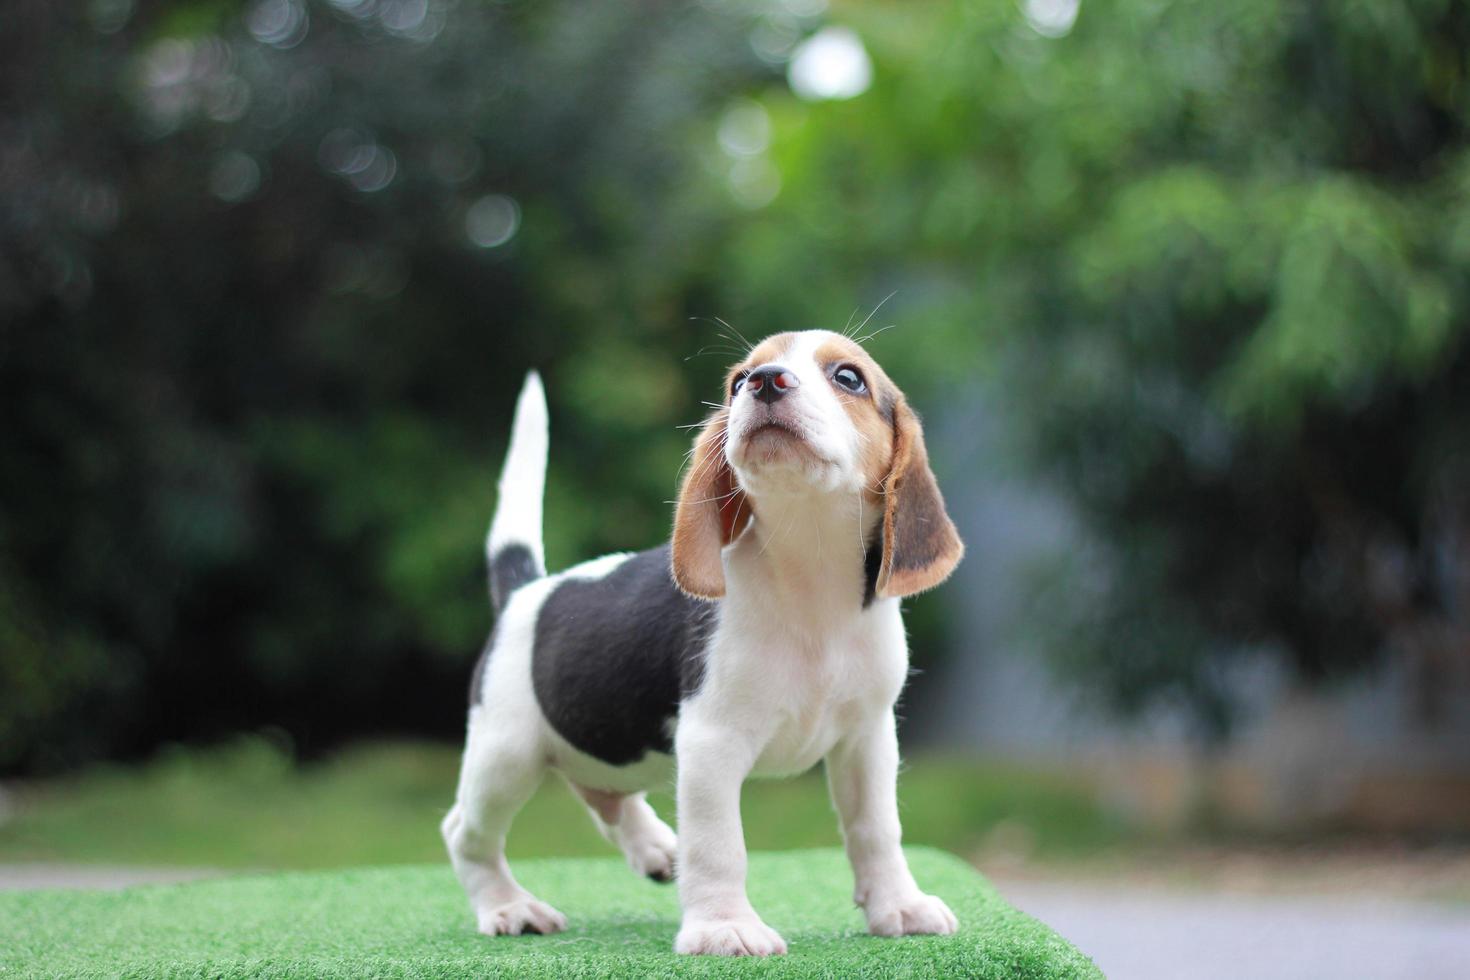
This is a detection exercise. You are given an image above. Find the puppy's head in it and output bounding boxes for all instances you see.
[672,329,963,600]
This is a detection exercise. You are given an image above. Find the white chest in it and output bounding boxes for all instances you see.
[698,594,909,777]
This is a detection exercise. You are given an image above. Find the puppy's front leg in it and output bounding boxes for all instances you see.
[826,710,958,937]
[672,721,787,956]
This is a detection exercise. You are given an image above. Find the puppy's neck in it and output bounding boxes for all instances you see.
[727,488,878,613]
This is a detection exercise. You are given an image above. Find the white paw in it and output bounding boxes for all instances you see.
[674,915,788,956]
[626,826,678,882]
[866,892,959,937]
[476,895,568,936]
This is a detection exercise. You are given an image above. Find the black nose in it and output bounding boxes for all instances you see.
[746,364,800,404]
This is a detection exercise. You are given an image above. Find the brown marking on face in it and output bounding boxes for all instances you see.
[686,328,962,600]
[803,333,963,599]
[720,333,820,467]
[810,336,898,501]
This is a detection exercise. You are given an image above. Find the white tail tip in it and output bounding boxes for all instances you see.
[486,371,549,570]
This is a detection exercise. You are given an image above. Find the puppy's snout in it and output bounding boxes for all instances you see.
[746,364,800,405]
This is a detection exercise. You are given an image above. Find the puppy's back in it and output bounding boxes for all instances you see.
[531,544,715,766]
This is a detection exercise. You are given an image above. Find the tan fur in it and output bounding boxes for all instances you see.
[671,411,751,598]
[675,330,960,600]
[800,334,963,598]
[741,333,797,370]
[811,338,897,499]
[671,334,796,597]
[874,396,963,598]
[571,782,625,824]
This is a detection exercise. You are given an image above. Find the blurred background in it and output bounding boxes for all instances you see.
[3,0,1470,975]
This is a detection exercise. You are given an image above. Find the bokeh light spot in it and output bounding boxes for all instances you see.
[465,194,520,248]
[749,15,801,64]
[787,27,872,101]
[1022,0,1080,39]
[348,146,397,192]
[205,76,252,122]
[142,38,196,89]
[728,158,780,209]
[210,152,262,203]
[717,100,771,158]
[135,37,246,135]
[379,0,427,34]
[89,0,134,34]
[318,128,377,175]
[247,0,309,50]
[326,0,373,19]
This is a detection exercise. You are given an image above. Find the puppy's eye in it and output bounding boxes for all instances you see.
[731,371,750,398]
[832,365,867,394]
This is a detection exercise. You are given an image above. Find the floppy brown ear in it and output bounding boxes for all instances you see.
[671,411,751,598]
[875,397,964,599]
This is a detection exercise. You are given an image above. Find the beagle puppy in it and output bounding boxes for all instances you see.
[442,329,964,956]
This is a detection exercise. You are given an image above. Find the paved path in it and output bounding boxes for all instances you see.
[998,879,1470,980]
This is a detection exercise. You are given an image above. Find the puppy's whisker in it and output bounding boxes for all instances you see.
[851,291,897,341]
[673,488,743,507]
[689,316,754,358]
[814,505,823,565]
[715,331,747,355]
[758,507,795,558]
[685,436,732,482]
[685,344,746,362]
[855,323,899,346]
[676,426,730,484]
[712,316,755,354]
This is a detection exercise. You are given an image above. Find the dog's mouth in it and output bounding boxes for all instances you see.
[747,418,803,440]
[735,415,827,465]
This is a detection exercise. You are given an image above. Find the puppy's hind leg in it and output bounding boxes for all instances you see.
[571,783,679,883]
[442,720,565,937]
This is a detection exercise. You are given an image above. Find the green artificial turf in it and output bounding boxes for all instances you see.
[0,847,1099,979]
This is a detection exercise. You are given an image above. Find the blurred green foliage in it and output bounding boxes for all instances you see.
[0,0,776,771]
[0,738,1120,867]
[3,0,1469,770]
[706,0,1470,735]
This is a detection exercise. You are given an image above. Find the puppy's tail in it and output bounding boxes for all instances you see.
[486,371,548,615]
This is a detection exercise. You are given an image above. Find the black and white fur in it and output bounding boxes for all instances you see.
[443,331,964,955]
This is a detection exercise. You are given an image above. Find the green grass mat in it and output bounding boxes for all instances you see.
[0,847,1099,979]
